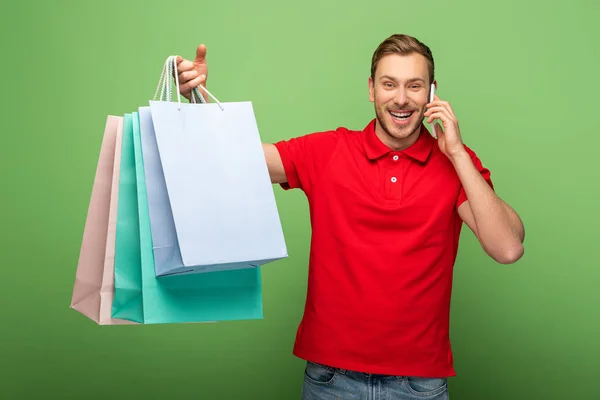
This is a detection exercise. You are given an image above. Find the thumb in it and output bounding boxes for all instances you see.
[194,44,207,63]
[433,122,444,139]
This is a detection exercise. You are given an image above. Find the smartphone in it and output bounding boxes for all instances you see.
[429,82,436,103]
[428,83,437,138]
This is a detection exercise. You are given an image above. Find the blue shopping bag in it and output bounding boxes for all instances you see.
[145,56,288,277]
[111,112,264,324]
[139,107,270,277]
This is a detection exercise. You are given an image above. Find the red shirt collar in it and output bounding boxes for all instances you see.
[362,119,434,163]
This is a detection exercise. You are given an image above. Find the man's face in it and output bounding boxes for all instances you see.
[368,53,431,149]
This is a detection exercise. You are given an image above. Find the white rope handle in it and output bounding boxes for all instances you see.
[194,82,224,111]
[172,57,182,109]
[152,61,168,101]
[152,59,173,103]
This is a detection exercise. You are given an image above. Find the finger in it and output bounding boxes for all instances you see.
[194,44,207,63]
[176,59,196,72]
[434,122,444,136]
[424,106,449,114]
[425,111,452,125]
[180,75,205,94]
[424,106,455,122]
[430,95,456,115]
[178,70,199,84]
[426,112,449,125]
[427,99,450,109]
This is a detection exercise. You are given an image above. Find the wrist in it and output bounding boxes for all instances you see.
[447,148,469,165]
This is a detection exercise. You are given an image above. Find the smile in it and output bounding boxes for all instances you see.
[389,110,413,123]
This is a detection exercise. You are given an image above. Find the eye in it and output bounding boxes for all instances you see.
[383,82,394,88]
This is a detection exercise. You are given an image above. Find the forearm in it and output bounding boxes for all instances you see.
[451,150,525,262]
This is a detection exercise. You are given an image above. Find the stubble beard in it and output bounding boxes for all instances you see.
[374,104,424,143]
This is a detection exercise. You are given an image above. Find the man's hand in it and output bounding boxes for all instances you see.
[424,95,465,160]
[175,44,209,102]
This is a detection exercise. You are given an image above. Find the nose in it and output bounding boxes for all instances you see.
[394,88,409,106]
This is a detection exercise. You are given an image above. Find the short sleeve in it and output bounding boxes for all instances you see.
[273,129,341,193]
[456,145,494,208]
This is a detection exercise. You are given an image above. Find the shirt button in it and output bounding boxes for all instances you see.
[392,155,399,161]
[391,177,397,183]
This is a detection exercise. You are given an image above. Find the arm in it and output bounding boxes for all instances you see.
[453,152,525,264]
[263,143,287,184]
[425,95,525,264]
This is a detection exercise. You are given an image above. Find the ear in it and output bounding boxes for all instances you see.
[368,76,374,102]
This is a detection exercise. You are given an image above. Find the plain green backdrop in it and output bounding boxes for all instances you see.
[1,0,599,399]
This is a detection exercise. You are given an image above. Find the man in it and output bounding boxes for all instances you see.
[176,34,525,400]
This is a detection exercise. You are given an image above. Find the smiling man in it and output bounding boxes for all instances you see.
[176,34,525,400]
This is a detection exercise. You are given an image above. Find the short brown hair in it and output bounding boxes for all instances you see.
[370,34,435,85]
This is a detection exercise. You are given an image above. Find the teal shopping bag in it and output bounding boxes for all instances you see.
[112,114,143,322]
[112,112,264,324]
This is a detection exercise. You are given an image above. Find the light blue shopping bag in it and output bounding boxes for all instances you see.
[112,111,264,324]
[145,56,288,277]
[139,107,270,277]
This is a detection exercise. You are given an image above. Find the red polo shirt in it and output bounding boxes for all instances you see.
[273,119,493,377]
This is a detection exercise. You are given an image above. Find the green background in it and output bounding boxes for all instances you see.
[2,0,599,399]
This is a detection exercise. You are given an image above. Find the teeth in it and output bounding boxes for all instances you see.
[390,111,412,118]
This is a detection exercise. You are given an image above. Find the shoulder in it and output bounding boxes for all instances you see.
[278,126,354,143]
[274,125,357,155]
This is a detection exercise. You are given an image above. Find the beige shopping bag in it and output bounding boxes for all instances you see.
[70,115,134,325]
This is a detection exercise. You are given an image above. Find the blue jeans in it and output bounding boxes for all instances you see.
[301,361,449,400]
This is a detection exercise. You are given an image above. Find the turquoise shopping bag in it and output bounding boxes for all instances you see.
[111,114,143,321]
[112,112,264,324]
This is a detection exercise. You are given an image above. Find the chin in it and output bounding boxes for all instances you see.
[386,120,421,139]
[387,130,412,140]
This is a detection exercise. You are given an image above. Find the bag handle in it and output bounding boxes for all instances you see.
[153,56,224,111]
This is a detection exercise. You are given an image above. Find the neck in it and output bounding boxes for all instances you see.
[374,121,422,151]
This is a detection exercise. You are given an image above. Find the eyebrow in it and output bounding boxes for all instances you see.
[379,75,426,84]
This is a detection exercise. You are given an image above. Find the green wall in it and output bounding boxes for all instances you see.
[2,0,598,398]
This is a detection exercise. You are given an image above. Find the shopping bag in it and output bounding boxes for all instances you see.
[70,115,134,325]
[138,106,275,277]
[98,116,134,325]
[111,114,144,322]
[112,111,263,324]
[146,56,288,277]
